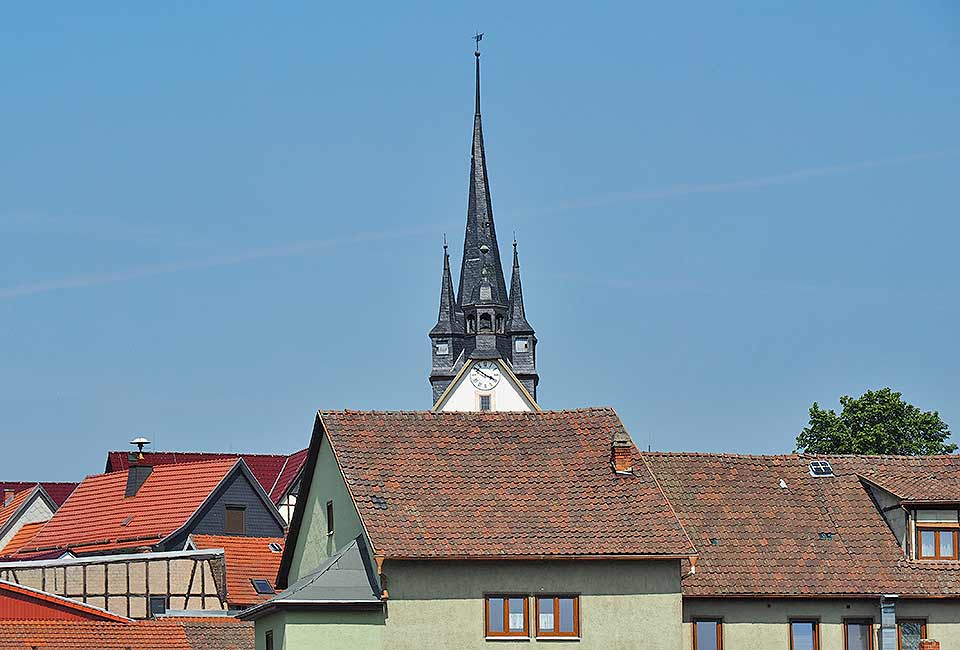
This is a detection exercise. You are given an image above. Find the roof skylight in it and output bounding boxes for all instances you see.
[809,460,834,477]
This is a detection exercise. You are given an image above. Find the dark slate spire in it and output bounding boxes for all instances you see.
[430,239,463,336]
[457,47,509,308]
[506,239,534,334]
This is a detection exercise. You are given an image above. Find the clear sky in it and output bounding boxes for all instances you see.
[1,3,958,480]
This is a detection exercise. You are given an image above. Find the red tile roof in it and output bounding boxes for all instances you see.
[311,409,695,559]
[163,617,254,650]
[269,448,308,502]
[0,620,192,650]
[0,579,131,622]
[0,490,34,531]
[20,459,238,555]
[0,522,44,555]
[643,452,960,598]
[105,450,307,504]
[191,535,284,607]
[838,454,960,502]
[0,482,77,507]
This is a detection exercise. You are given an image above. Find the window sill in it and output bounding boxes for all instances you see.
[485,637,530,642]
[535,637,581,642]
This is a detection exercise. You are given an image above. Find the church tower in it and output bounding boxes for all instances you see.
[429,43,539,412]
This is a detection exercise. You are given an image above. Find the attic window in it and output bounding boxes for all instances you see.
[808,460,834,477]
[120,515,134,527]
[479,395,492,411]
[252,579,275,595]
[436,341,449,356]
[268,542,282,553]
[915,509,959,561]
[709,538,720,546]
[818,532,834,541]
[514,338,529,353]
[225,505,246,535]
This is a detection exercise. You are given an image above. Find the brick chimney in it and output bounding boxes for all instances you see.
[611,430,633,474]
[919,640,940,650]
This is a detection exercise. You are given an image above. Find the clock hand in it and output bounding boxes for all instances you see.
[475,368,495,380]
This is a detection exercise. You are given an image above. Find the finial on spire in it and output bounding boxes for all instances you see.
[473,32,483,115]
[443,233,448,252]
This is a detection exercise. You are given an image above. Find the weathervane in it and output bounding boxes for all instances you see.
[474,32,483,55]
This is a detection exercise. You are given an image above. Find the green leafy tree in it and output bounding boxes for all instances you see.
[795,388,956,455]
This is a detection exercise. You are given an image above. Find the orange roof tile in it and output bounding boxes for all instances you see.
[21,459,238,555]
[0,620,192,650]
[0,490,34,531]
[0,522,44,555]
[191,535,284,607]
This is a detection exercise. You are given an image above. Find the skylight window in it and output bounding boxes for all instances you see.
[252,579,275,595]
[808,461,834,477]
[120,515,134,527]
[268,542,282,553]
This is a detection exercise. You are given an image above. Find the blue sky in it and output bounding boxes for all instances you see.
[1,2,958,480]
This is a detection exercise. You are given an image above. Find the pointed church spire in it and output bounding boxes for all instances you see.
[506,238,534,334]
[430,238,463,336]
[457,44,509,308]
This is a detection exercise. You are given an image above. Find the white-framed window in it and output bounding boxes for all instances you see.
[436,341,449,355]
[514,338,529,353]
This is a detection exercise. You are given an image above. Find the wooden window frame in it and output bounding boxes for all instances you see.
[897,619,927,650]
[484,595,529,638]
[225,505,245,535]
[265,630,274,650]
[843,618,874,650]
[789,619,820,650]
[535,595,580,639]
[326,500,335,536]
[692,618,723,650]
[916,525,959,560]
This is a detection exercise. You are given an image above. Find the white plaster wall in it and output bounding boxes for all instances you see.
[439,370,533,412]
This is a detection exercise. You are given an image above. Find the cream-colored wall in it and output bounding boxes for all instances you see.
[382,559,683,650]
[0,493,55,551]
[287,430,367,583]
[683,598,960,649]
[438,360,534,412]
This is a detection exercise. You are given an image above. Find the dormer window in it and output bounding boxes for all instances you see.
[915,509,959,561]
[436,341,449,356]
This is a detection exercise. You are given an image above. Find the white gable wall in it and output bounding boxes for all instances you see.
[436,360,535,412]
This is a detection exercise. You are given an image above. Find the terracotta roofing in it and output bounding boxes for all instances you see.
[643,452,960,598]
[191,535,284,607]
[0,490,34,531]
[0,482,77,507]
[836,454,960,502]
[163,617,254,650]
[21,459,238,555]
[310,409,695,559]
[105,450,306,504]
[0,522,44,555]
[0,620,192,650]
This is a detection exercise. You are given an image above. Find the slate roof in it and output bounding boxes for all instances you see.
[240,537,380,620]
[105,450,307,504]
[191,535,285,607]
[311,409,695,559]
[0,621,192,650]
[643,452,960,598]
[0,482,77,507]
[20,459,239,555]
[0,522,44,555]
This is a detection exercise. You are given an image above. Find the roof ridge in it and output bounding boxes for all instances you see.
[107,450,291,458]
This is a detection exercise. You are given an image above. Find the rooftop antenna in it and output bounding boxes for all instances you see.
[130,436,151,462]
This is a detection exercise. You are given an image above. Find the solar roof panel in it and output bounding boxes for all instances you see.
[808,460,834,477]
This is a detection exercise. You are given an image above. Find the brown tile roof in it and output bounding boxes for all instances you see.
[20,459,238,555]
[191,535,284,607]
[163,617,254,650]
[643,452,960,598]
[837,455,960,502]
[0,522,44,555]
[0,620,192,650]
[314,409,695,559]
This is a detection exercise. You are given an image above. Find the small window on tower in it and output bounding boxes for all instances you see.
[479,313,492,332]
[436,341,449,355]
[496,315,504,333]
[515,338,529,353]
[479,395,492,411]
[467,315,476,333]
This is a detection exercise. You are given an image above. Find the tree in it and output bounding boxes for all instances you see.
[795,388,956,455]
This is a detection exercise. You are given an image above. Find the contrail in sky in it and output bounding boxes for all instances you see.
[2,148,956,301]
[0,226,438,300]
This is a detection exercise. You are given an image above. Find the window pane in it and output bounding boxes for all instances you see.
[939,531,955,557]
[695,621,719,650]
[900,623,923,650]
[846,623,870,650]
[791,622,816,650]
[488,598,504,633]
[538,598,554,632]
[920,530,936,557]
[508,598,525,631]
[558,598,575,633]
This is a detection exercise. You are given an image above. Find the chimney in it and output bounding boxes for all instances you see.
[611,430,633,474]
[125,436,153,498]
[919,641,940,650]
[2,489,14,506]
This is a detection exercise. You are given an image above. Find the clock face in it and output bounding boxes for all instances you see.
[469,360,501,390]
